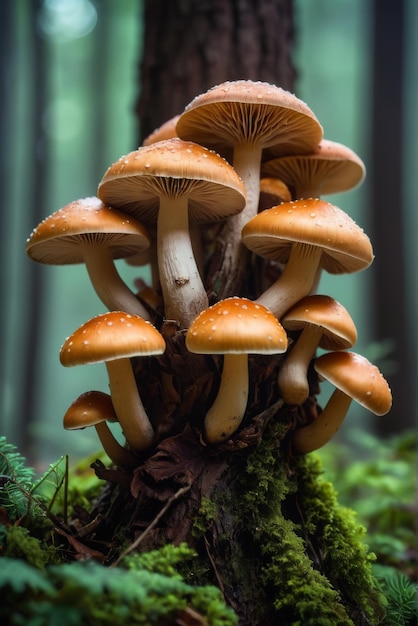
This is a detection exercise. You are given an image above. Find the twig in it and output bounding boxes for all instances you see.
[204,534,225,597]
[111,484,191,567]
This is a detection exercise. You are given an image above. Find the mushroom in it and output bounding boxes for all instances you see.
[258,177,292,211]
[277,295,357,405]
[241,198,374,318]
[63,390,138,470]
[60,311,166,452]
[176,79,323,297]
[97,138,246,329]
[142,114,180,146]
[261,138,366,199]
[25,197,152,320]
[291,351,392,454]
[186,297,288,444]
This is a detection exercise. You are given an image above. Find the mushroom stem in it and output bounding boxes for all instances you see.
[278,325,323,405]
[157,195,208,328]
[105,358,155,451]
[204,353,249,444]
[291,388,352,454]
[211,145,262,299]
[94,421,138,470]
[256,243,322,318]
[83,246,151,320]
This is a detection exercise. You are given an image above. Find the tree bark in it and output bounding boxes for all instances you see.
[136,0,296,143]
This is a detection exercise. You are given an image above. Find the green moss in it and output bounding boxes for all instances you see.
[259,515,353,625]
[122,542,197,579]
[241,424,354,623]
[193,496,219,537]
[2,525,59,569]
[200,420,387,624]
[292,453,387,624]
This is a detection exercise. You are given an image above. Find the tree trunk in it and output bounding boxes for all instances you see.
[136,0,296,143]
[74,2,387,624]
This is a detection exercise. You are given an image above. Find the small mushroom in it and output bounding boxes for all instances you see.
[98,138,246,329]
[242,198,374,318]
[261,138,366,199]
[60,311,166,452]
[63,390,138,470]
[176,79,323,297]
[278,295,357,405]
[25,197,152,320]
[258,177,292,211]
[142,114,180,146]
[291,351,392,454]
[186,297,288,444]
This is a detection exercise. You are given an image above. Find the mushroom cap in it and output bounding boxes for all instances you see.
[97,138,246,224]
[186,296,288,355]
[281,295,357,350]
[176,80,323,156]
[241,198,374,274]
[26,197,150,265]
[259,178,292,211]
[63,390,118,429]
[314,351,392,416]
[261,139,366,196]
[60,311,166,366]
[142,115,180,146]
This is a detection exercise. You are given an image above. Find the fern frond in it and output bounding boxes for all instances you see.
[0,437,37,521]
[0,436,35,487]
[376,568,418,626]
[0,438,67,526]
[0,557,238,626]
[0,557,54,593]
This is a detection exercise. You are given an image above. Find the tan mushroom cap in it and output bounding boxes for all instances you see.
[242,198,374,274]
[261,139,366,198]
[314,351,392,416]
[63,390,139,470]
[60,311,166,367]
[176,80,323,156]
[282,295,357,350]
[186,296,288,355]
[63,390,118,429]
[97,138,246,223]
[25,196,150,264]
[142,115,180,146]
[259,178,292,211]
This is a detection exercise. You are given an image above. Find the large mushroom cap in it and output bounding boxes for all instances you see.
[282,295,357,350]
[186,296,288,355]
[26,197,151,265]
[176,80,323,156]
[314,351,392,416]
[97,138,246,223]
[242,197,374,274]
[261,139,366,197]
[60,311,166,366]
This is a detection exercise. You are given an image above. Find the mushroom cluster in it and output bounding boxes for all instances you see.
[26,79,391,470]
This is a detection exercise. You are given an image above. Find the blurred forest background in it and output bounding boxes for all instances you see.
[0,0,416,468]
